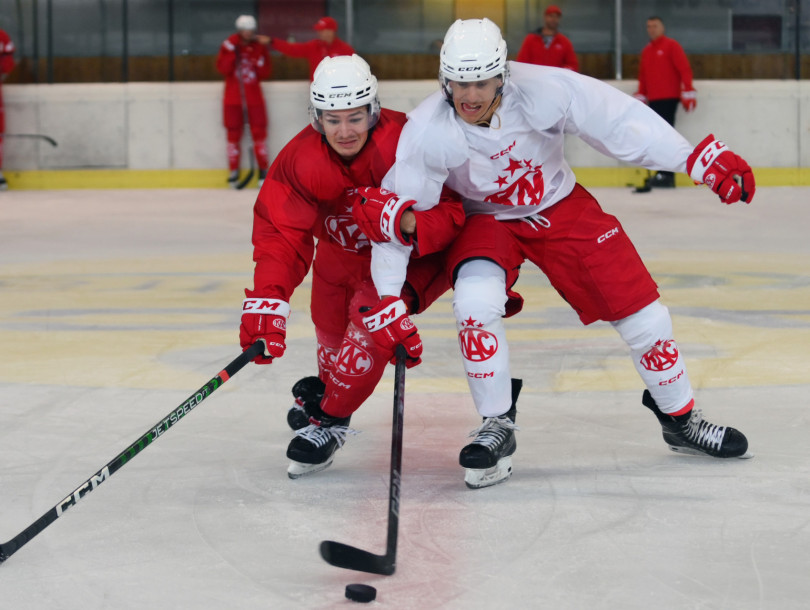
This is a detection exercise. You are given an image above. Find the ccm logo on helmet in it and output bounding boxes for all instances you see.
[328,92,352,98]
[598,227,619,243]
[458,66,482,72]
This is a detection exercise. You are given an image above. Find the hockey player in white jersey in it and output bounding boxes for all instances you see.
[352,18,756,489]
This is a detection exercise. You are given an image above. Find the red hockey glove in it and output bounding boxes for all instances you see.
[239,298,290,364]
[361,296,422,368]
[351,187,415,245]
[686,134,756,204]
[680,89,697,112]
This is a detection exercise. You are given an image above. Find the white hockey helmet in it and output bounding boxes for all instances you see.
[309,54,381,133]
[235,15,257,32]
[439,18,509,99]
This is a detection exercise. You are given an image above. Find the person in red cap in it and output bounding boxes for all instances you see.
[268,16,355,80]
[516,5,578,72]
[633,16,697,190]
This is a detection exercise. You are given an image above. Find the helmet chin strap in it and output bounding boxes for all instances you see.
[473,94,503,128]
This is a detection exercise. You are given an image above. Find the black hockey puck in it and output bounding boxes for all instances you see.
[345,583,376,603]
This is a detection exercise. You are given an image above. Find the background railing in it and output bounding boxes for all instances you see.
[1,0,808,83]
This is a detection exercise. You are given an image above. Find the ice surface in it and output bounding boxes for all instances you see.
[0,186,808,609]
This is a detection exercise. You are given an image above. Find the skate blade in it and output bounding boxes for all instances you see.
[287,457,335,479]
[668,446,755,459]
[464,456,513,489]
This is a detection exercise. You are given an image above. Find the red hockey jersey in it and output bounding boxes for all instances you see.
[248,108,464,300]
[216,34,271,106]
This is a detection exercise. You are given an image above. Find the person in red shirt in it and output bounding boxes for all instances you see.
[634,16,696,189]
[216,15,272,189]
[239,55,464,478]
[0,29,16,191]
[516,5,578,72]
[268,16,355,81]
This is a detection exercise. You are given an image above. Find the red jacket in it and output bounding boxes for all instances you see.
[637,36,694,101]
[248,108,464,300]
[516,32,578,72]
[216,34,271,106]
[270,37,355,80]
[0,29,15,105]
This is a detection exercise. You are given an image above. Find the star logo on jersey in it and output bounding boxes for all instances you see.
[484,156,545,207]
[325,215,370,253]
[640,339,679,372]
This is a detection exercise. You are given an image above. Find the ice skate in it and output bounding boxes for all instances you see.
[460,379,522,489]
[227,170,239,189]
[257,169,267,189]
[286,405,356,479]
[642,390,753,458]
[288,376,325,431]
[0,171,7,191]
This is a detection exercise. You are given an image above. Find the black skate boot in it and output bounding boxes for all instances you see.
[0,171,8,191]
[288,376,325,431]
[227,170,239,189]
[286,403,355,479]
[460,378,522,489]
[257,169,267,189]
[642,390,752,458]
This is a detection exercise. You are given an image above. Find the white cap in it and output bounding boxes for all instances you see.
[439,18,508,83]
[309,54,381,132]
[235,15,257,31]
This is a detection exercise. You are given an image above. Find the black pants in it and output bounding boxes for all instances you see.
[649,99,680,182]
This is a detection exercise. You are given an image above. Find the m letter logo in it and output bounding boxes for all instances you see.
[640,339,679,372]
[459,328,498,362]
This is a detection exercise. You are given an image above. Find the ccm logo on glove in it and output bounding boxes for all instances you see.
[686,134,755,205]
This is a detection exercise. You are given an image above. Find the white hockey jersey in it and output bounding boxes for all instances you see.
[372,61,695,296]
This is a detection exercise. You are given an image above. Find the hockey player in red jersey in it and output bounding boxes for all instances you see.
[0,28,15,191]
[362,19,755,489]
[239,55,464,478]
[216,15,272,189]
[268,16,354,81]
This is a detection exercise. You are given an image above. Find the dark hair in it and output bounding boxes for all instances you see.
[647,16,664,24]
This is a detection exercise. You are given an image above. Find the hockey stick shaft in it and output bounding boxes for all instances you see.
[0,342,264,565]
[234,54,255,190]
[3,133,59,147]
[319,344,406,575]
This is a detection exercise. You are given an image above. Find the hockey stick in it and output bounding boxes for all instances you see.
[3,133,59,147]
[319,344,407,576]
[233,52,255,190]
[0,341,264,565]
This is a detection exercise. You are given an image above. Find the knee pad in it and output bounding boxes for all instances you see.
[611,301,673,353]
[452,260,507,328]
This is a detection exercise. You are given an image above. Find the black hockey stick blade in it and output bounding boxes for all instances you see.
[234,167,254,190]
[4,133,59,147]
[319,539,395,576]
[319,344,407,576]
[0,342,264,565]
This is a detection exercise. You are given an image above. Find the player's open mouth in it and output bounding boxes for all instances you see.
[461,102,482,114]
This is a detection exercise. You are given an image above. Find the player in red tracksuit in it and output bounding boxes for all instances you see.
[216,15,272,189]
[516,5,578,72]
[633,16,696,189]
[0,29,16,191]
[268,16,354,81]
[239,55,464,478]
